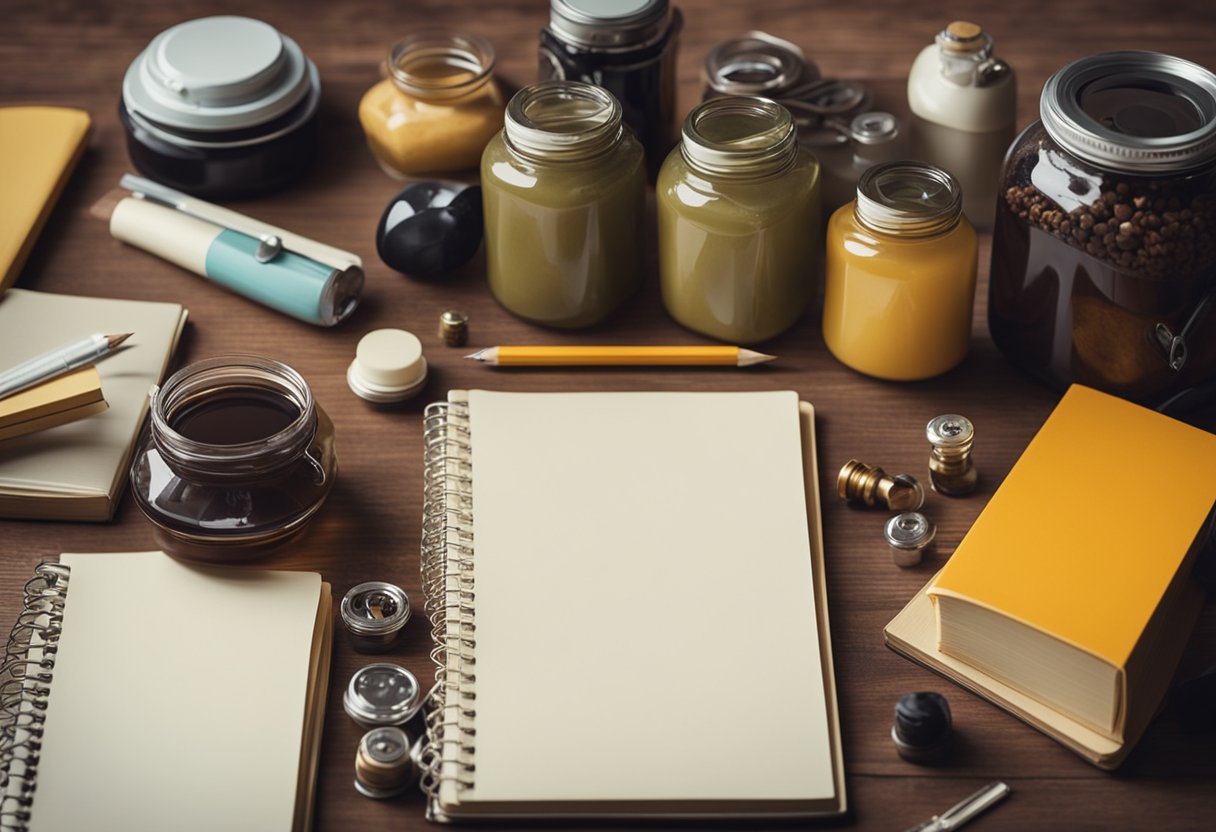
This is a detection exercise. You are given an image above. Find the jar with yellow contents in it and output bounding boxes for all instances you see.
[822,161,977,380]
[359,30,505,177]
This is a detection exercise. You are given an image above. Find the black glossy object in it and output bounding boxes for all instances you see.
[892,691,952,764]
[376,182,484,278]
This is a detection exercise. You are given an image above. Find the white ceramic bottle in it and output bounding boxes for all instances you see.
[907,21,1016,230]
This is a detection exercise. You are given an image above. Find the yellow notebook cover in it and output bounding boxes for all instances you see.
[928,384,1216,668]
[0,107,91,293]
[0,366,106,441]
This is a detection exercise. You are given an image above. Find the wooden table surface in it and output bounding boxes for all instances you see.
[3,1,1215,829]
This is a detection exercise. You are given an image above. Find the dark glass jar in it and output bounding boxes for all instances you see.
[120,16,321,199]
[538,0,682,179]
[990,52,1216,402]
[130,356,337,562]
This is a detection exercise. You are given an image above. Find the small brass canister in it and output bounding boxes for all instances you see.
[354,726,416,798]
[926,414,976,496]
[439,310,469,347]
[838,460,925,511]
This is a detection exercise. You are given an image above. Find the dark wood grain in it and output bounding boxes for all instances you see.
[2,1,1215,829]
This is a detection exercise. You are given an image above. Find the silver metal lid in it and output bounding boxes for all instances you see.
[341,582,412,636]
[884,512,936,551]
[122,16,318,132]
[680,96,798,178]
[343,664,422,728]
[702,32,815,98]
[926,414,974,449]
[549,0,669,49]
[855,161,963,237]
[1041,51,1216,174]
[850,111,899,145]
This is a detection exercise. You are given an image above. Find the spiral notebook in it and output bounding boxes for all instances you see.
[418,390,846,820]
[0,552,332,832]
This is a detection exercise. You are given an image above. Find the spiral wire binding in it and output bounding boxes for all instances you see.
[418,400,477,816]
[0,563,70,832]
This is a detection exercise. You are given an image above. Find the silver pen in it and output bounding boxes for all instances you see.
[0,333,132,400]
[904,781,1011,832]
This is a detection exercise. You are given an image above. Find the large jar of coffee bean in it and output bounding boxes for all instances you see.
[989,52,1216,402]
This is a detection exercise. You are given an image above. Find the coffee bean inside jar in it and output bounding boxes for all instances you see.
[989,52,1216,402]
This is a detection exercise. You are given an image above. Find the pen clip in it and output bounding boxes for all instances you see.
[938,781,1011,830]
[120,174,363,273]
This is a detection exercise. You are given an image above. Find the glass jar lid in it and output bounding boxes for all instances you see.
[387,29,495,102]
[680,96,798,178]
[1041,51,1216,174]
[855,161,962,237]
[504,80,623,162]
[343,664,422,728]
[122,16,318,131]
[549,0,670,49]
[702,32,817,98]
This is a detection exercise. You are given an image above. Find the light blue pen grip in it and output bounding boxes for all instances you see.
[204,230,338,326]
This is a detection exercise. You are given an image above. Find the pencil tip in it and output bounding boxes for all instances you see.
[464,350,485,361]
[739,348,776,366]
[107,333,134,349]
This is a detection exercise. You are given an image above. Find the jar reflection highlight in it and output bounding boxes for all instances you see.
[129,355,337,562]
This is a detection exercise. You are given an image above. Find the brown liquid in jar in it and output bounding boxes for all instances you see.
[170,389,301,444]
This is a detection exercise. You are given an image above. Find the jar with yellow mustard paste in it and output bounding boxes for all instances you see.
[657,97,820,343]
[822,161,977,380]
[481,81,645,328]
[359,30,505,177]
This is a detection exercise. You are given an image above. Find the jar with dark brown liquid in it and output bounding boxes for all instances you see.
[129,356,337,561]
[989,52,1216,402]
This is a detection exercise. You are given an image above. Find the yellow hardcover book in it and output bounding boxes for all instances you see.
[0,107,92,293]
[925,385,1216,747]
[0,366,107,441]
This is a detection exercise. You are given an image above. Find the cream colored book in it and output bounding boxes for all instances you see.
[418,390,846,820]
[0,289,187,520]
[0,552,332,832]
[0,366,107,442]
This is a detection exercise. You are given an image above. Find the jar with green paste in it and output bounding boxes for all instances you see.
[481,80,645,327]
[657,96,820,343]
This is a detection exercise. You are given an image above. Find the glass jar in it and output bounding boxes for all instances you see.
[129,356,337,562]
[822,161,977,380]
[481,81,645,328]
[989,51,1216,403]
[657,96,820,344]
[359,30,505,177]
[539,0,682,179]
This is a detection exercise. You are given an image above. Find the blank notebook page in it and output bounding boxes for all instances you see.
[466,390,833,804]
[30,552,321,832]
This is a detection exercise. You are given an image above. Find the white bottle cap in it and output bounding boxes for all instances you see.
[347,329,428,403]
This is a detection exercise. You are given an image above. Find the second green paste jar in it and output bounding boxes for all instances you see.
[658,96,820,343]
[481,80,645,327]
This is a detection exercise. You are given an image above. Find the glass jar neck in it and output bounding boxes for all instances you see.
[388,29,495,102]
[680,96,798,179]
[504,80,625,163]
[854,161,963,238]
[149,356,317,483]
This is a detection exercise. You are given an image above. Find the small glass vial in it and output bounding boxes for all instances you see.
[884,511,936,567]
[823,161,978,380]
[539,0,683,179]
[359,29,505,177]
[657,96,821,343]
[907,21,1016,230]
[341,582,412,653]
[481,81,645,328]
[129,356,337,562]
[926,414,977,496]
[354,726,416,798]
